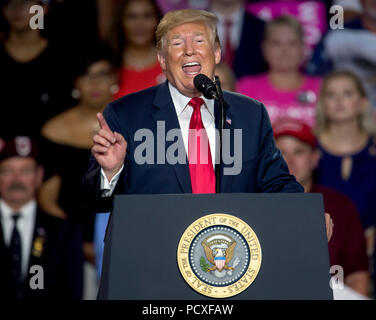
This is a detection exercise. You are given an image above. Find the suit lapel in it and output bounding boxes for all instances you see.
[151,82,192,193]
[0,213,8,265]
[0,213,5,251]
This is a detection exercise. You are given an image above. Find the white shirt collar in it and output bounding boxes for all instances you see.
[168,81,214,118]
[0,199,37,222]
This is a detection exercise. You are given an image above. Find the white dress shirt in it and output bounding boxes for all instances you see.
[100,82,217,196]
[0,199,36,279]
[212,7,245,54]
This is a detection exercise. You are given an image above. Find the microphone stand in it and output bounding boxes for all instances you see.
[214,76,225,194]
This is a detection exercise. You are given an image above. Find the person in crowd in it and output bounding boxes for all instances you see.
[237,15,321,128]
[0,0,75,141]
[315,70,376,265]
[209,0,267,78]
[110,0,165,99]
[274,118,370,297]
[214,61,236,92]
[307,0,376,113]
[38,44,117,265]
[0,137,83,300]
[334,0,363,22]
[83,9,333,240]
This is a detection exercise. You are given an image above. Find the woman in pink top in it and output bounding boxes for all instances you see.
[237,16,321,128]
[109,0,165,99]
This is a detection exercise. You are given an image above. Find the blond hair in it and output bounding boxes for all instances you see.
[156,9,220,52]
[315,70,374,134]
[264,15,304,44]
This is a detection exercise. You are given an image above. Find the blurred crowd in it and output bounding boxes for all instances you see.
[0,0,375,300]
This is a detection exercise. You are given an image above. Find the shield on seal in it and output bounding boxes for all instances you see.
[214,256,226,271]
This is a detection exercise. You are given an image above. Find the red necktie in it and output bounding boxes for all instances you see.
[188,97,215,194]
[224,19,235,67]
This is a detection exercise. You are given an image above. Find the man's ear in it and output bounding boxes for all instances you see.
[157,51,166,72]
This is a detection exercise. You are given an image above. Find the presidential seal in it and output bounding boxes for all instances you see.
[177,214,262,298]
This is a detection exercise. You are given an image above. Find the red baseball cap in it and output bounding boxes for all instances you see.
[0,136,39,162]
[273,118,317,148]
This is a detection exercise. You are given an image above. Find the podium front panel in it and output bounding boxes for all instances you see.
[99,193,332,300]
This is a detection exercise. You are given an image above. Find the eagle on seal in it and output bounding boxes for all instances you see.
[202,235,236,272]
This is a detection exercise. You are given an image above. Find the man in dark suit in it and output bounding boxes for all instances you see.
[84,9,333,239]
[0,137,83,300]
[209,0,267,78]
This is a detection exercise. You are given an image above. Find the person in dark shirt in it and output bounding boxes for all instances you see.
[38,44,117,265]
[274,118,370,297]
[0,0,75,141]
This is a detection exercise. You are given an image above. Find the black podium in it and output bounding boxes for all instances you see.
[98,193,333,300]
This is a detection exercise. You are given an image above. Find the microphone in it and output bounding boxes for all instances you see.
[193,74,218,100]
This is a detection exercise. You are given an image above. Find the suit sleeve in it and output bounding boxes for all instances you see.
[255,105,304,193]
[82,102,129,214]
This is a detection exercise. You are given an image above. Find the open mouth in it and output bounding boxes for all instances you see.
[182,62,201,76]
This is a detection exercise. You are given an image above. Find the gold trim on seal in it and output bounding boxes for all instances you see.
[177,213,262,298]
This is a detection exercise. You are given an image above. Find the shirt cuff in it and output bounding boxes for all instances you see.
[100,165,124,197]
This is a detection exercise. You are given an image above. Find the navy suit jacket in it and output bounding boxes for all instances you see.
[233,11,267,78]
[83,81,303,213]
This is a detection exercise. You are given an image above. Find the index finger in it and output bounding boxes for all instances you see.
[97,113,112,132]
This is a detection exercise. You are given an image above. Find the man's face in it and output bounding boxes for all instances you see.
[276,136,319,186]
[157,22,221,98]
[0,157,43,208]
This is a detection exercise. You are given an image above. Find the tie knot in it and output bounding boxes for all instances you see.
[225,19,233,28]
[189,97,205,112]
[12,214,20,223]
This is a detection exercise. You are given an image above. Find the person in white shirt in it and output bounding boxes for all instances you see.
[83,9,333,242]
[209,0,267,78]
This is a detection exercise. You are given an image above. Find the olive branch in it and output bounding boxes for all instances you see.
[200,256,210,272]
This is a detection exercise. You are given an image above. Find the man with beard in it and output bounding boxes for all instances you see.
[0,137,83,300]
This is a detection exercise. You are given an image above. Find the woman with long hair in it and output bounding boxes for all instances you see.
[110,0,165,98]
[315,70,376,261]
[0,0,74,140]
